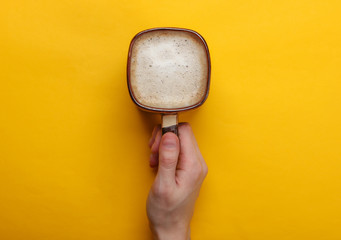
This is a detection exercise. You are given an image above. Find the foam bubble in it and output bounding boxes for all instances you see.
[129,30,209,109]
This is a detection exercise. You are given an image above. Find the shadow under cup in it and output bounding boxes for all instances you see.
[127,28,211,135]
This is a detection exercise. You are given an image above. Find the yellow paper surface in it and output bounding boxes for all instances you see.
[1,0,340,239]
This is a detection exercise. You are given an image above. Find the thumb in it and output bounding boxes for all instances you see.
[157,132,180,186]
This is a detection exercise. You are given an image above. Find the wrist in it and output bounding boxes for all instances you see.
[151,225,190,240]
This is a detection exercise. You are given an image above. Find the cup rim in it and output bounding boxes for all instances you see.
[127,27,211,113]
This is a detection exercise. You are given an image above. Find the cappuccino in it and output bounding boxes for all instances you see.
[129,30,209,109]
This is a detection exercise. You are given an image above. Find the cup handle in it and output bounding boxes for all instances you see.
[162,114,178,136]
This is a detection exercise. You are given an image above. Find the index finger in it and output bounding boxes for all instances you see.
[178,123,205,168]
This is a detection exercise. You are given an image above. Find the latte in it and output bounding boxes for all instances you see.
[129,29,209,109]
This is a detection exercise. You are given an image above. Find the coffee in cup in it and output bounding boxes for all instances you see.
[127,28,211,135]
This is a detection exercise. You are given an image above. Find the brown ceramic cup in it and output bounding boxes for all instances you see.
[127,27,211,135]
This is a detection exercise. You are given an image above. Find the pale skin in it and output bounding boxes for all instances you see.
[147,123,208,240]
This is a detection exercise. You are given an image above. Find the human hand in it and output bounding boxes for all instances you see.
[147,123,208,240]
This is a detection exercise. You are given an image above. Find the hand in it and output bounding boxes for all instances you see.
[147,123,208,240]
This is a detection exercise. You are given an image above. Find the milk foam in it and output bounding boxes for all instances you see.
[129,30,208,109]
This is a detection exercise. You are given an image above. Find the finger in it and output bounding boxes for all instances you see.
[150,128,162,168]
[156,132,180,187]
[177,123,200,168]
[177,123,208,181]
[149,125,161,148]
[149,153,158,168]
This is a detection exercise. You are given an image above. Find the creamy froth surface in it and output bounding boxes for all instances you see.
[129,30,208,109]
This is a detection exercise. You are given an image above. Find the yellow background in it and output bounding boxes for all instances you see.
[1,0,340,239]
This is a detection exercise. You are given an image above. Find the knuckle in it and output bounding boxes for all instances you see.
[203,163,208,178]
[152,183,173,200]
[151,132,162,153]
[160,158,176,169]
[191,160,208,180]
[191,162,203,179]
[151,143,158,154]
[201,157,208,176]
[159,152,178,169]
